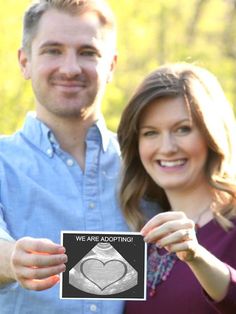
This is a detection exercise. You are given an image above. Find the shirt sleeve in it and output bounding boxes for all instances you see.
[205,264,236,313]
[0,203,14,241]
[0,203,18,290]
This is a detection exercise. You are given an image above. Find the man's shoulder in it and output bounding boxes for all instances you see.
[0,131,21,142]
[0,149,20,178]
[0,132,25,152]
[0,131,35,168]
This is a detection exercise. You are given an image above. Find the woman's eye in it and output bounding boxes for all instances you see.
[142,130,158,137]
[176,126,191,134]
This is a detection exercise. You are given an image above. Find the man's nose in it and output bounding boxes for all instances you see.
[59,52,82,77]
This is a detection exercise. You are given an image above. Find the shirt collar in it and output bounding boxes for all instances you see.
[94,114,110,152]
[21,112,54,157]
[21,112,111,156]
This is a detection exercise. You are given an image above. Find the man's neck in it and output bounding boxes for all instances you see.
[36,112,98,170]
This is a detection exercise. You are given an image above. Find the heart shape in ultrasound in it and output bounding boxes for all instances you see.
[80,258,127,291]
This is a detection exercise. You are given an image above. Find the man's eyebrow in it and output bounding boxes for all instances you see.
[39,41,62,49]
[39,42,100,51]
[80,44,98,50]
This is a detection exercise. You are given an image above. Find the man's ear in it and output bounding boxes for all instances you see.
[18,48,31,80]
[107,54,117,83]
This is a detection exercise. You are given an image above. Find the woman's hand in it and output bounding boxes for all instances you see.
[141,211,199,262]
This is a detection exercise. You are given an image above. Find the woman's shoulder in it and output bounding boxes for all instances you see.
[140,199,162,221]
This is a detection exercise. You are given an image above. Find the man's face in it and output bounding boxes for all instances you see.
[19,9,117,122]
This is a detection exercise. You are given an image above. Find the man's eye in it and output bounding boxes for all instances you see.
[80,50,99,57]
[44,48,61,55]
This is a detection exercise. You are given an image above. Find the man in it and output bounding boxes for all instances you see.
[0,0,128,313]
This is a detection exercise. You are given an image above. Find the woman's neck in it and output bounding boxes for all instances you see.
[165,184,214,226]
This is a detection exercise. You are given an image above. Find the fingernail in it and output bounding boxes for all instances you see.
[58,246,66,253]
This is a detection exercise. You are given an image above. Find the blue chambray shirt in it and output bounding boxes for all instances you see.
[0,112,129,314]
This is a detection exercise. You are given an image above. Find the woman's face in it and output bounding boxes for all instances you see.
[138,96,209,193]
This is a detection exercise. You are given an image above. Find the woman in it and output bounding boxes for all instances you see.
[118,63,236,313]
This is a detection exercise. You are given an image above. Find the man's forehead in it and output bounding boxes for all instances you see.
[38,9,106,29]
[32,9,115,49]
[36,10,110,38]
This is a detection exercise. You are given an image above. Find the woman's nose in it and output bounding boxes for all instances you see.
[159,133,178,154]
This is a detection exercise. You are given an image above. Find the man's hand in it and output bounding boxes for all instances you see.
[10,237,67,291]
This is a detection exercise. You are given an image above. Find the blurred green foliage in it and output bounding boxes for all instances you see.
[1,0,236,133]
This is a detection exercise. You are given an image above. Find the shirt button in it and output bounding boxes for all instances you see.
[89,202,95,209]
[66,159,74,166]
[90,304,97,312]
[46,148,53,157]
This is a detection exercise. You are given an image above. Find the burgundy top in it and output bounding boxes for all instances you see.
[125,219,236,314]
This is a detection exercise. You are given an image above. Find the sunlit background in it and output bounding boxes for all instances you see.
[1,0,236,133]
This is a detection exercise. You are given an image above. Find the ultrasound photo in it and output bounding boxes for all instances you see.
[60,231,146,300]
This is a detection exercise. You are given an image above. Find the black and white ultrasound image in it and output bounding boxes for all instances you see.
[61,232,146,300]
